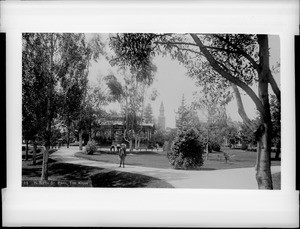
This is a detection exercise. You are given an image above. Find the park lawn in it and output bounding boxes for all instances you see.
[75,147,281,171]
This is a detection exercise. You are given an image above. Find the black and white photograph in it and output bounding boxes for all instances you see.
[21,33,281,190]
[2,0,299,227]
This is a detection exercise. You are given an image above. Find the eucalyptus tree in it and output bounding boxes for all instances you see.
[192,85,230,160]
[109,33,280,189]
[105,73,148,151]
[22,33,95,180]
[22,34,49,162]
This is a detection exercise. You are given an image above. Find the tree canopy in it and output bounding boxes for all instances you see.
[109,33,280,189]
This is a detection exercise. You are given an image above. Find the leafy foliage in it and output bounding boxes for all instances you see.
[109,32,280,189]
[175,95,200,131]
[105,72,148,150]
[22,33,93,142]
[241,142,248,150]
[144,103,154,124]
[22,33,97,180]
[225,123,240,146]
[109,33,157,85]
[85,141,98,155]
[239,119,258,146]
[270,94,280,148]
[211,142,221,152]
[167,129,204,169]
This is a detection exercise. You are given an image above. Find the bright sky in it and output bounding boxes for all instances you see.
[87,34,280,128]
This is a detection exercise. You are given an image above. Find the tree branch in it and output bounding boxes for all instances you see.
[267,71,281,102]
[231,84,257,132]
[155,41,198,47]
[190,33,265,116]
[214,34,261,71]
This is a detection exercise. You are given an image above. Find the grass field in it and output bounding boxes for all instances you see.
[75,147,281,171]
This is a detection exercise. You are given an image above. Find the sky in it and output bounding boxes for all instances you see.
[87,34,280,128]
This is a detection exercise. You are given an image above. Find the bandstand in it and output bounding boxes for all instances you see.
[93,116,154,148]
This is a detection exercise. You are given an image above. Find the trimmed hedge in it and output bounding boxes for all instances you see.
[167,129,204,169]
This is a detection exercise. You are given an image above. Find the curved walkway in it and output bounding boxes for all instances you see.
[50,147,281,189]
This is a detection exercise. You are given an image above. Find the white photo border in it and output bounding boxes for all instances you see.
[2,0,299,227]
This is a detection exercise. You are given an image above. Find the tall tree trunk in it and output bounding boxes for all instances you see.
[41,34,54,181]
[41,94,52,181]
[129,140,133,152]
[32,142,37,165]
[255,121,273,189]
[41,146,49,180]
[135,135,138,149]
[41,117,52,181]
[25,139,29,161]
[232,82,273,189]
[89,127,92,142]
[255,88,273,188]
[205,128,210,160]
[67,127,70,148]
[79,129,83,150]
[255,35,273,189]
[137,137,140,148]
[41,94,52,180]
[275,141,281,160]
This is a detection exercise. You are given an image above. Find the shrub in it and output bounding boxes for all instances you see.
[85,141,98,155]
[167,129,204,169]
[241,142,248,150]
[211,142,221,152]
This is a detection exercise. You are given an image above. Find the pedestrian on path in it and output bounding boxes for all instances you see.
[118,143,127,168]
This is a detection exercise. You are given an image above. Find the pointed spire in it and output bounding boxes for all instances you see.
[158,101,166,130]
[159,101,164,115]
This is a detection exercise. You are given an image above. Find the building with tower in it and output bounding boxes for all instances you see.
[157,101,166,130]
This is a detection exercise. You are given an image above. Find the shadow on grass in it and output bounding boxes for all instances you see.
[91,171,174,188]
[22,160,104,181]
[22,159,174,188]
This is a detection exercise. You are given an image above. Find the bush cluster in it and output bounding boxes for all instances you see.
[241,142,248,150]
[211,142,221,152]
[167,129,204,169]
[85,141,98,155]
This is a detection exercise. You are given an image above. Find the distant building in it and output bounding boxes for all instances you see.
[157,101,166,130]
[93,115,154,146]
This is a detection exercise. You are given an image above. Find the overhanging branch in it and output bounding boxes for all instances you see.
[190,33,265,116]
[214,34,261,71]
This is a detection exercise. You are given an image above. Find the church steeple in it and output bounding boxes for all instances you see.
[158,101,166,130]
[159,102,164,116]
